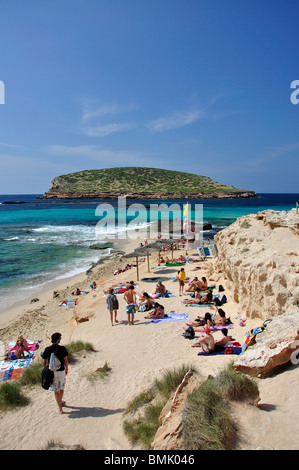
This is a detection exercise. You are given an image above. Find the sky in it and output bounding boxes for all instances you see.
[0,0,298,194]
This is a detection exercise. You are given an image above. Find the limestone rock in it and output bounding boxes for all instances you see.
[151,370,202,450]
[234,308,299,377]
[214,209,299,320]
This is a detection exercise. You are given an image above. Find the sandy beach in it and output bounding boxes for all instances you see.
[0,236,298,451]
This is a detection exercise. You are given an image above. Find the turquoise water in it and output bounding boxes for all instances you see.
[0,193,298,310]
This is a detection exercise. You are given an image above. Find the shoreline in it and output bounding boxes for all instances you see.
[0,237,137,333]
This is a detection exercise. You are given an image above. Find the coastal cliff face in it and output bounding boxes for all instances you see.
[214,209,299,320]
[41,189,257,200]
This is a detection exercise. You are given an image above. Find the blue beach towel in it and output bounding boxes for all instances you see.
[150,313,189,323]
[197,346,242,356]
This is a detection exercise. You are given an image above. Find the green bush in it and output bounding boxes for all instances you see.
[182,378,237,450]
[19,361,43,386]
[0,381,29,410]
[182,363,259,450]
[123,365,196,449]
[65,341,95,363]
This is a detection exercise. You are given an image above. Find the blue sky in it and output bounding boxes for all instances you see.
[0,0,298,194]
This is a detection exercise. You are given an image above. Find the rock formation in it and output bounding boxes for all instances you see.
[234,307,299,377]
[151,369,202,450]
[214,209,299,320]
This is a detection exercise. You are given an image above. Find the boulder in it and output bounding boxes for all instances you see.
[234,308,299,377]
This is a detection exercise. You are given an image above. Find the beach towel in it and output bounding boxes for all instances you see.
[197,343,242,356]
[241,326,265,354]
[150,313,189,323]
[150,291,175,299]
[1,340,40,382]
[184,303,214,308]
[210,324,234,330]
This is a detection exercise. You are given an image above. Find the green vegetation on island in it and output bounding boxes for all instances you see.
[45,167,255,198]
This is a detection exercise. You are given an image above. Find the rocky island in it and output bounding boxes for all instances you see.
[40,167,257,200]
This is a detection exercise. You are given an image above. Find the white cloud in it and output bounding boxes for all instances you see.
[146,108,204,133]
[81,104,119,123]
[82,122,135,137]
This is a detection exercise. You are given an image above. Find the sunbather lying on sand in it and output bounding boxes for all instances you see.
[182,290,213,304]
[185,309,227,331]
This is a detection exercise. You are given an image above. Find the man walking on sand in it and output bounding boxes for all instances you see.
[124,285,137,325]
[41,332,68,414]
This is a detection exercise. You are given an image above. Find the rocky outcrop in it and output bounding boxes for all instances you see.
[214,209,299,320]
[40,190,257,200]
[234,308,299,377]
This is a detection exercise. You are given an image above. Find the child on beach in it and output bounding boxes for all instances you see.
[178,268,185,296]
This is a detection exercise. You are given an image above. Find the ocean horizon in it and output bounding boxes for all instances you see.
[0,192,298,312]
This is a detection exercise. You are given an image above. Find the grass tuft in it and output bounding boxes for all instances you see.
[0,381,30,410]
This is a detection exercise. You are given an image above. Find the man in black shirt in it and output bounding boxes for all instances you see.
[41,332,68,414]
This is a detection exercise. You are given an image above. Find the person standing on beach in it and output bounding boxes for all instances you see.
[106,287,119,326]
[124,285,137,325]
[178,267,185,296]
[41,332,68,414]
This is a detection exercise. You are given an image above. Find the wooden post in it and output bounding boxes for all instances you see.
[147,253,150,272]
[136,256,139,281]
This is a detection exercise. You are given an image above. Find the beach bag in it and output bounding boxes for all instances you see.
[41,366,54,390]
[221,295,227,304]
[183,326,195,339]
[112,294,119,310]
[219,285,224,292]
[49,351,61,371]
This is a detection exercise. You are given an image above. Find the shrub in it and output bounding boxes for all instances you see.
[123,365,195,449]
[215,362,259,402]
[0,381,29,410]
[182,378,237,450]
[19,361,43,386]
[65,341,95,363]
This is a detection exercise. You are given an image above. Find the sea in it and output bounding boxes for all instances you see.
[0,193,298,312]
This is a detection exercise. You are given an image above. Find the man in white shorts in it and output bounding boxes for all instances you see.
[41,332,69,414]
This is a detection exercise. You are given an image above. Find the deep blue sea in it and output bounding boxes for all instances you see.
[0,193,298,311]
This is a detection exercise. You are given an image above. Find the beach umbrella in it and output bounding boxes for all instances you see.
[122,248,152,281]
